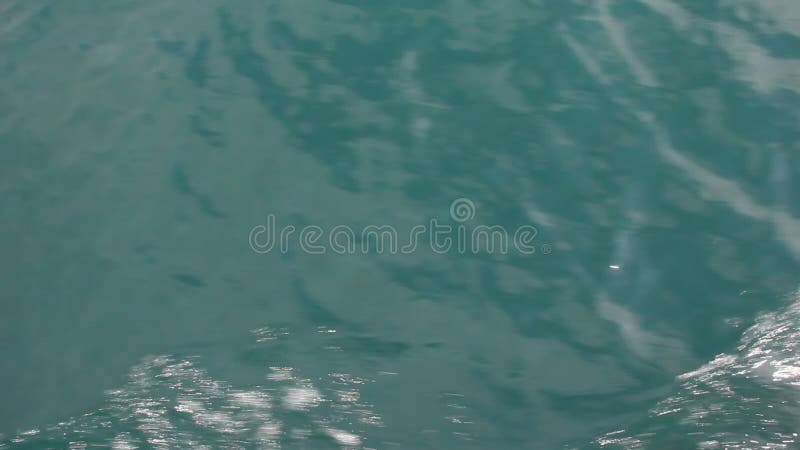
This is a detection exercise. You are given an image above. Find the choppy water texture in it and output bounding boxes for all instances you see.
[1,0,799,448]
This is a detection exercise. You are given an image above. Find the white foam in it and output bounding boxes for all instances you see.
[324,427,362,447]
[283,386,323,411]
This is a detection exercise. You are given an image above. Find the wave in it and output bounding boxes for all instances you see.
[0,328,382,449]
[592,292,800,449]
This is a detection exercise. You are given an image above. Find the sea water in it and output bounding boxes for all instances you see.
[1,1,799,448]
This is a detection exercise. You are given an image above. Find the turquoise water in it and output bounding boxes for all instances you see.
[1,1,799,448]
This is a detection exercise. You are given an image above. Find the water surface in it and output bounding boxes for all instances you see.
[1,1,799,448]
